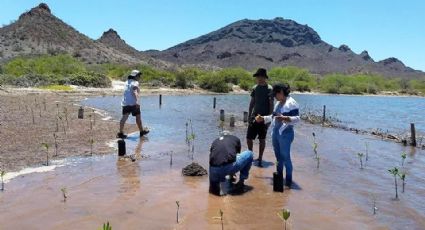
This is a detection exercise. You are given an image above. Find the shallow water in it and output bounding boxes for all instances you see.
[1,94,424,229]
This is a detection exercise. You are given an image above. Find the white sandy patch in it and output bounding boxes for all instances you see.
[112,80,126,91]
[2,163,64,183]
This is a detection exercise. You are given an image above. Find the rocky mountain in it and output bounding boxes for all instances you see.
[0,3,171,68]
[148,17,424,78]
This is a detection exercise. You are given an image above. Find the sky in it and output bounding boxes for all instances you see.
[1,0,424,71]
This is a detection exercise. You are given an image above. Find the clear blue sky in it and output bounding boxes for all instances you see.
[1,0,424,71]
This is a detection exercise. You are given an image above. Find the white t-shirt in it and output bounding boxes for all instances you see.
[121,79,140,106]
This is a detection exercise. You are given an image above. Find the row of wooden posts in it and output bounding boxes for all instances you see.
[168,95,419,146]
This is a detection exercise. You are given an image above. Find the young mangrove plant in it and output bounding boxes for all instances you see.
[316,156,320,169]
[92,109,96,126]
[399,172,406,193]
[89,138,94,156]
[185,121,189,144]
[31,107,35,124]
[102,222,112,230]
[176,201,180,223]
[220,209,224,230]
[388,167,399,199]
[277,208,291,230]
[365,142,369,161]
[53,133,58,157]
[41,143,50,166]
[64,107,69,128]
[58,115,66,135]
[357,152,364,169]
[401,152,407,167]
[1,170,5,191]
[371,194,378,215]
[61,187,67,202]
[43,98,47,111]
[170,151,173,167]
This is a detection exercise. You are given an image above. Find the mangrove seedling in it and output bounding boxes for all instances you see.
[316,156,320,169]
[399,172,406,193]
[43,98,46,111]
[357,152,364,169]
[388,167,399,199]
[89,138,94,156]
[185,121,189,144]
[365,142,369,161]
[41,143,50,166]
[64,107,69,128]
[31,107,35,124]
[277,208,291,230]
[170,151,173,167]
[61,187,67,202]
[1,170,5,191]
[58,115,66,135]
[220,209,224,230]
[92,109,96,126]
[53,133,58,157]
[176,201,180,223]
[401,152,407,167]
[101,222,112,230]
[372,195,378,215]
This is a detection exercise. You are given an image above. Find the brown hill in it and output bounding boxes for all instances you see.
[0,3,147,65]
[147,18,424,78]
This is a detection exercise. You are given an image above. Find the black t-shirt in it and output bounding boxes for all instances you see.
[209,135,241,167]
[251,84,273,117]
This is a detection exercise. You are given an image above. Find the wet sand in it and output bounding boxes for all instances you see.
[1,93,424,229]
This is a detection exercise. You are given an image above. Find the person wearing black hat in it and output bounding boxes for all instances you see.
[246,68,274,167]
[255,83,299,189]
[117,70,150,139]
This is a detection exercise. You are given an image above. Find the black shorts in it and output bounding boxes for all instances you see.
[246,120,269,140]
[122,105,140,116]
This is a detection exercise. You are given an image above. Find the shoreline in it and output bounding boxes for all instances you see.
[1,81,424,98]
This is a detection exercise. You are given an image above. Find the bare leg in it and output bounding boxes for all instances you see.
[259,139,266,161]
[247,139,253,151]
[135,114,143,131]
[119,114,130,133]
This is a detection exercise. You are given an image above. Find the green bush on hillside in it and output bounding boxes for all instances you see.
[197,72,231,93]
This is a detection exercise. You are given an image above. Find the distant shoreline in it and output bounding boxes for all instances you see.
[1,81,424,98]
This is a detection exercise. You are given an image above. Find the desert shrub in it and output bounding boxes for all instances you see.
[67,72,111,88]
[174,67,205,89]
[269,66,316,91]
[197,72,230,93]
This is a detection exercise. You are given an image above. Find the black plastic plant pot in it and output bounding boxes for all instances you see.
[118,139,126,156]
[273,172,284,192]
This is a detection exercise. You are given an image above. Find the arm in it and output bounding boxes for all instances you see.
[283,101,300,124]
[248,97,255,118]
[132,85,140,105]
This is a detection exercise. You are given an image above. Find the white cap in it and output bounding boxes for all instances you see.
[130,70,141,77]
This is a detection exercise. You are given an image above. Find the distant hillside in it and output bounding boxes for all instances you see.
[0,3,174,69]
[147,18,425,78]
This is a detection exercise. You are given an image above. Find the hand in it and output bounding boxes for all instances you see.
[255,114,264,123]
[276,115,291,122]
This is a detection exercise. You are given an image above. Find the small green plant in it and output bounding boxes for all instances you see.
[61,187,67,202]
[220,209,224,230]
[1,170,5,191]
[388,167,399,199]
[89,138,94,156]
[176,201,180,223]
[316,156,320,169]
[357,152,364,169]
[31,107,35,124]
[401,152,407,167]
[41,143,50,166]
[53,133,58,157]
[365,142,369,161]
[100,222,112,230]
[277,208,291,230]
[399,172,406,193]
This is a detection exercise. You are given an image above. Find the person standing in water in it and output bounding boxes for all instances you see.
[255,83,299,188]
[117,70,149,139]
[247,68,274,167]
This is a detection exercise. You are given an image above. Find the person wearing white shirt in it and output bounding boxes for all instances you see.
[117,70,149,139]
[255,83,299,188]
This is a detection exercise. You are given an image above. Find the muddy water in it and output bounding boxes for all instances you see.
[0,95,424,229]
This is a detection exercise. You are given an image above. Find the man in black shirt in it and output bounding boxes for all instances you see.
[209,132,254,195]
[247,68,273,167]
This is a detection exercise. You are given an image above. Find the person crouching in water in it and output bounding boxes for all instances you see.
[209,131,254,196]
[255,83,299,189]
[117,70,149,139]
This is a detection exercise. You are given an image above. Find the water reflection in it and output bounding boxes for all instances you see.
[116,139,144,199]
